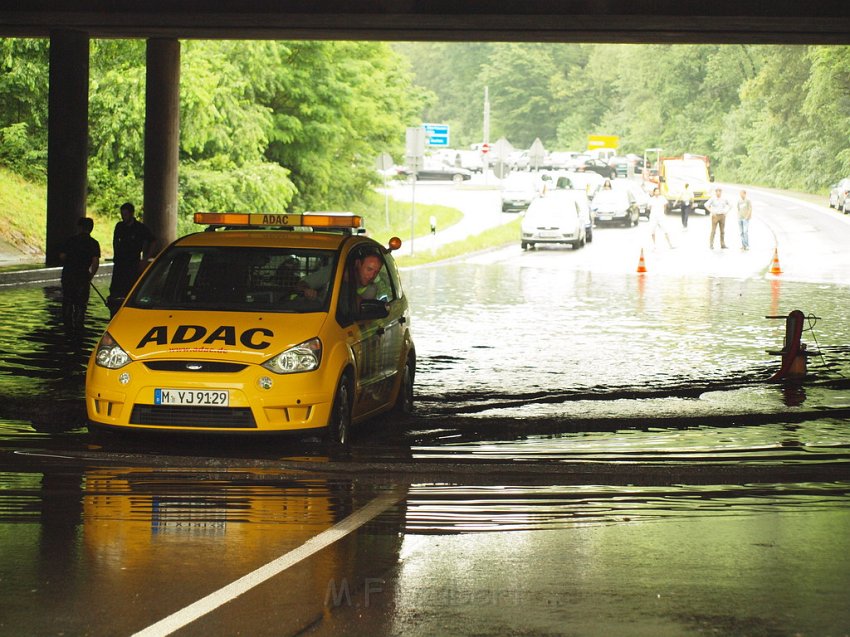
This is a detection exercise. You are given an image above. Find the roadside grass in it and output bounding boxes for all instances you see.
[0,167,112,256]
[359,189,463,247]
[0,170,506,266]
[395,216,521,268]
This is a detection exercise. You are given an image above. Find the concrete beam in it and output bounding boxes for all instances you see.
[1,1,849,44]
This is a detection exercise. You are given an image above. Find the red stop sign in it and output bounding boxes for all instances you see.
[481,143,490,154]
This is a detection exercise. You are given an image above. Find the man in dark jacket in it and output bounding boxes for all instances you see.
[108,202,154,315]
[59,216,100,331]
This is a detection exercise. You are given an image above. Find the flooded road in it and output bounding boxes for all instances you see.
[1,184,849,635]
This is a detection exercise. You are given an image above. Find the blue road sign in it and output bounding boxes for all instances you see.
[423,123,449,147]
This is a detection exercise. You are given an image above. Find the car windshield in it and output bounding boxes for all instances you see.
[127,246,337,313]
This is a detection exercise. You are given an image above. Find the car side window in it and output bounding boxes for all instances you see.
[335,247,396,326]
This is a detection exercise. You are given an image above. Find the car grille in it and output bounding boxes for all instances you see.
[143,361,248,373]
[130,405,257,428]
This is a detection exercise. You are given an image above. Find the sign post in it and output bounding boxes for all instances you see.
[405,127,426,256]
[375,152,394,226]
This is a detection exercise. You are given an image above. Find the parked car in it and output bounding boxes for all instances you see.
[501,172,539,212]
[398,162,472,183]
[576,158,617,180]
[590,189,640,227]
[520,191,587,250]
[454,150,484,173]
[507,150,530,171]
[555,170,604,199]
[611,178,652,217]
[828,178,850,212]
[86,212,415,445]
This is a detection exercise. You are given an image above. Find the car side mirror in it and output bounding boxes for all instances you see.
[358,299,390,320]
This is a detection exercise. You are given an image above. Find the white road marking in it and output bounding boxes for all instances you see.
[133,490,402,637]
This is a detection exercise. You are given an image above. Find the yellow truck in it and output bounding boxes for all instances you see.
[658,154,714,212]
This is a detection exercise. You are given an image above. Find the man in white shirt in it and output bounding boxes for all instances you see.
[648,187,674,249]
[704,187,731,249]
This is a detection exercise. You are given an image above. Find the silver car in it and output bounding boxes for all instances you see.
[521,191,587,250]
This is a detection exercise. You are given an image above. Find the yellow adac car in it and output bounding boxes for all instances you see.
[85,212,415,444]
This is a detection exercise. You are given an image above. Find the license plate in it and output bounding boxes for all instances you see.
[596,215,611,221]
[539,231,560,238]
[155,389,230,406]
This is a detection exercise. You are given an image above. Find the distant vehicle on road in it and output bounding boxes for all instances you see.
[576,157,616,180]
[829,178,850,213]
[501,172,539,212]
[521,190,587,250]
[591,189,640,227]
[507,150,530,171]
[658,155,713,212]
[398,162,473,183]
[544,170,604,199]
[611,178,652,217]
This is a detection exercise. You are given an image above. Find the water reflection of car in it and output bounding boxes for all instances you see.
[828,178,850,213]
[520,191,587,250]
[591,189,640,227]
[500,172,539,212]
[86,212,415,446]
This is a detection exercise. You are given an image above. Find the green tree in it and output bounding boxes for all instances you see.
[0,39,49,179]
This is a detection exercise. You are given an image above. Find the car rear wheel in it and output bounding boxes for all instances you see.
[327,374,352,446]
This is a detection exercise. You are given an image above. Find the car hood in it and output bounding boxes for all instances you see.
[108,308,329,363]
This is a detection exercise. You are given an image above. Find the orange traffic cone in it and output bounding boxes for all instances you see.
[769,247,783,275]
[636,248,647,273]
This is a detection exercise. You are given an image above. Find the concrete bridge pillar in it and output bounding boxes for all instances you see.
[143,38,180,256]
[46,30,89,266]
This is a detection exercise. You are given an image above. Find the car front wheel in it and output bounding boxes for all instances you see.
[452,173,464,184]
[327,374,353,446]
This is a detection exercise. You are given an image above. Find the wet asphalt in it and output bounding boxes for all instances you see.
[1,181,849,636]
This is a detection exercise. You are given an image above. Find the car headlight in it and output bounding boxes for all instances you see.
[262,338,322,374]
[95,331,131,369]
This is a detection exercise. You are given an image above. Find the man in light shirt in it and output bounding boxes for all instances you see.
[704,187,731,249]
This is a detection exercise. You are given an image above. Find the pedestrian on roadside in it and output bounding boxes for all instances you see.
[648,187,674,249]
[109,201,154,315]
[59,216,100,332]
[737,189,752,250]
[704,187,731,249]
[678,182,694,230]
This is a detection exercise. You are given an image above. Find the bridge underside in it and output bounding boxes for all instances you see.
[3,1,850,44]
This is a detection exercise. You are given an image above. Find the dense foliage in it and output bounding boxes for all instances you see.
[1,38,848,212]
[395,42,850,191]
[0,38,428,222]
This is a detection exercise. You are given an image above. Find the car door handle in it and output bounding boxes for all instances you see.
[377,327,386,336]
[399,316,406,324]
